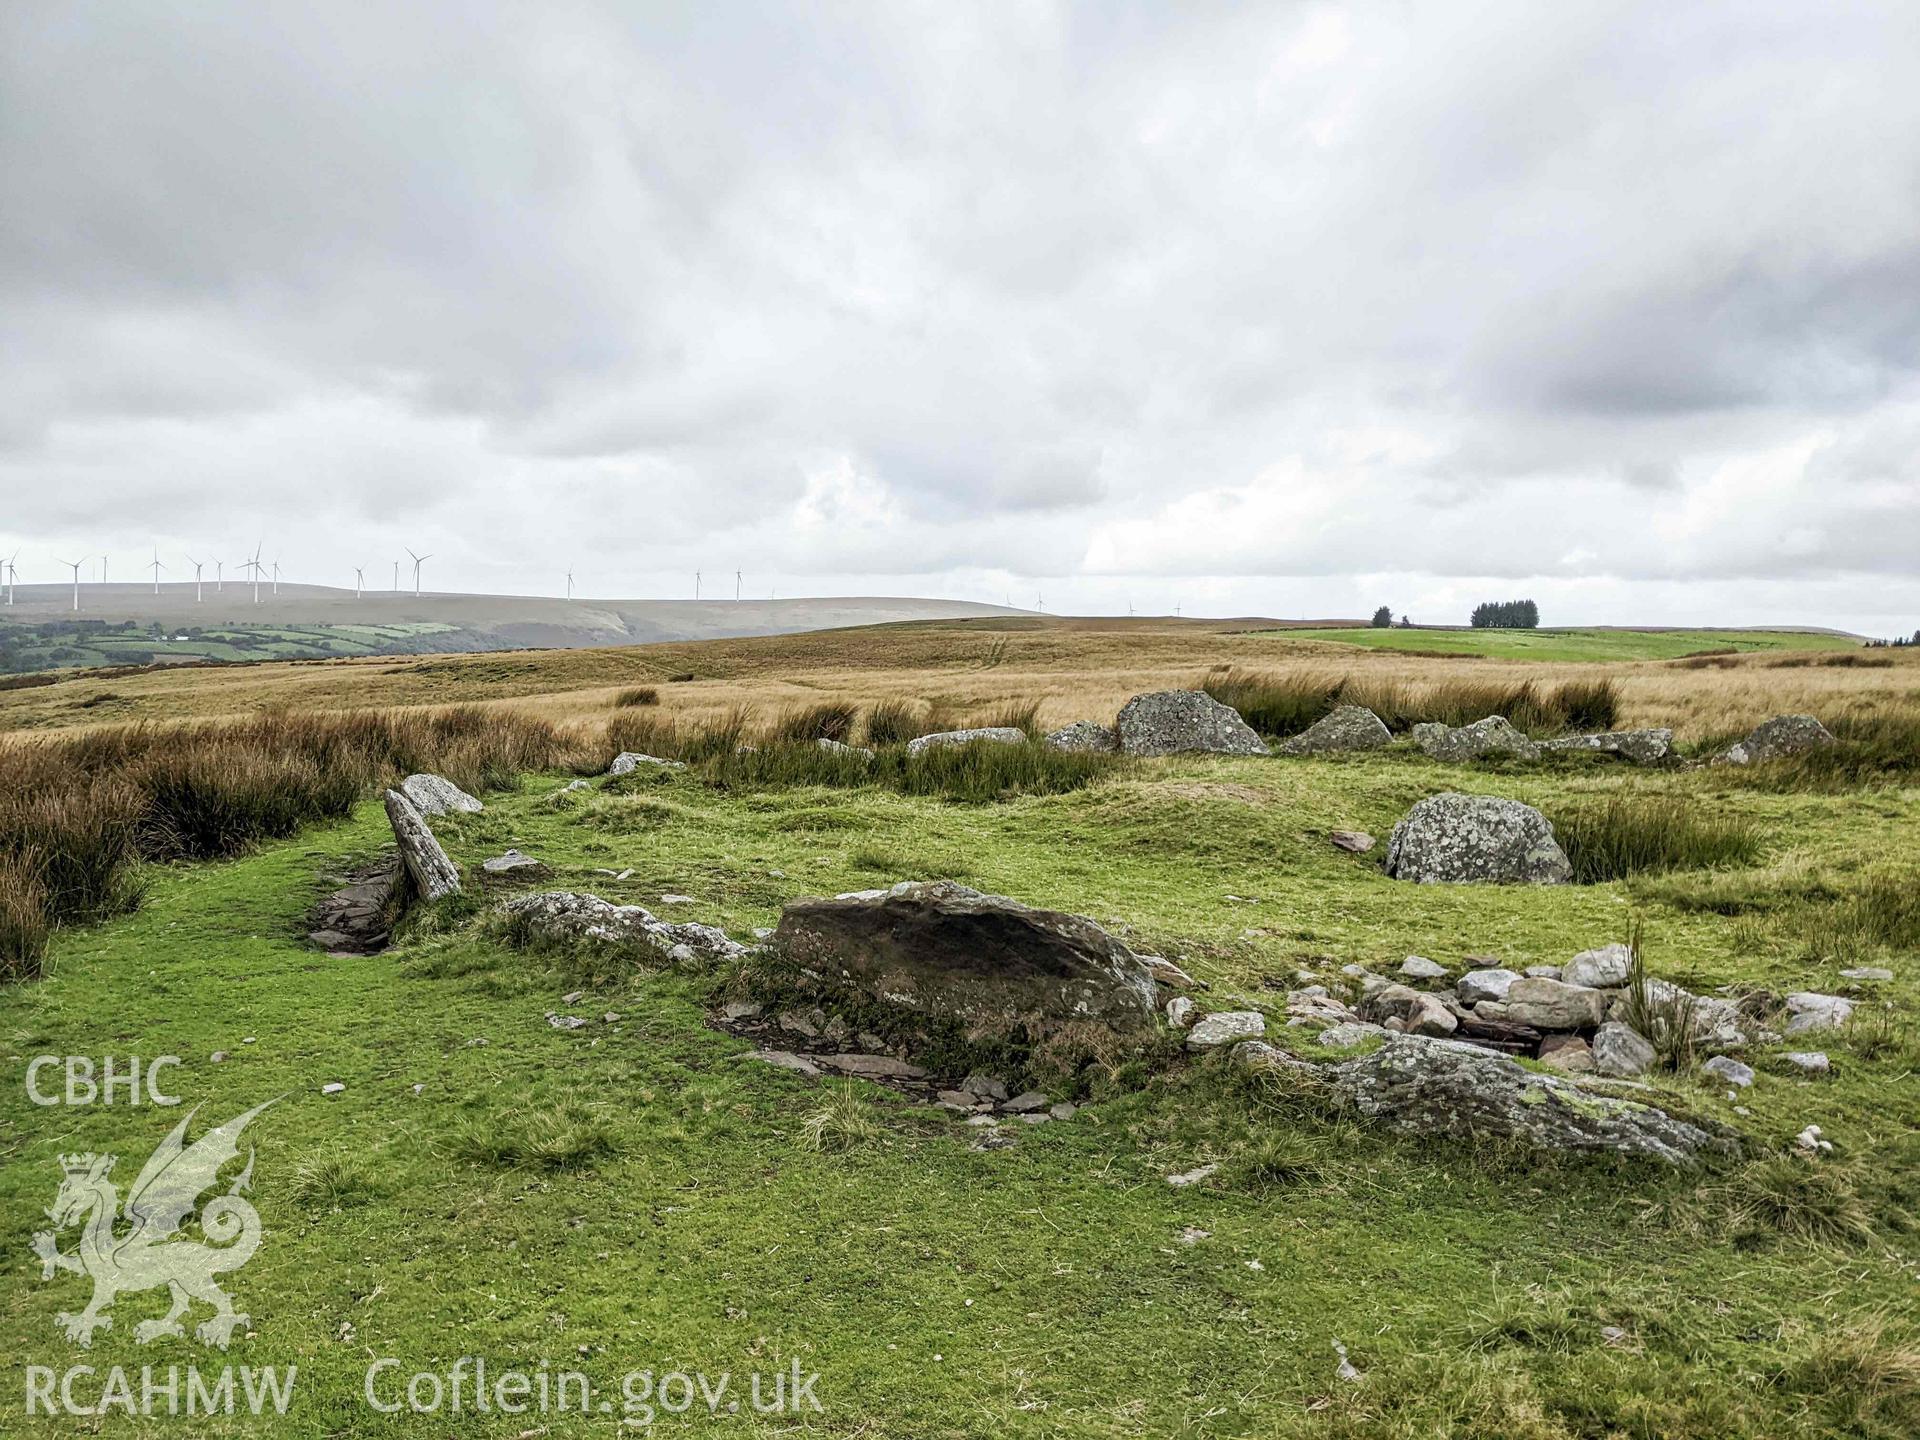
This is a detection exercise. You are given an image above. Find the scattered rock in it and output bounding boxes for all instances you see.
[210,1051,228,1063]
[1400,955,1447,980]
[1502,977,1607,1031]
[1048,1102,1078,1120]
[1002,1091,1050,1114]
[1591,1021,1656,1078]
[1044,721,1120,753]
[1178,1226,1211,1245]
[1702,1055,1754,1088]
[1384,793,1573,885]
[721,1000,764,1021]
[1619,980,1749,1047]
[320,1082,345,1096]
[1361,984,1458,1037]
[961,1073,1010,1103]
[545,1013,588,1030]
[608,751,686,776]
[1281,1033,1735,1164]
[816,737,875,758]
[817,1053,928,1080]
[1315,1021,1386,1050]
[500,891,746,964]
[1839,966,1893,982]
[936,1089,978,1110]
[1457,968,1522,1006]
[560,778,592,793]
[399,773,484,816]
[1329,829,1376,854]
[481,849,547,876]
[1784,992,1853,1034]
[1186,1011,1267,1050]
[1285,987,1357,1025]
[906,727,1026,756]
[1794,1123,1833,1153]
[1166,996,1197,1028]
[1539,729,1676,765]
[384,789,462,901]
[1525,964,1563,980]
[1784,1052,1830,1075]
[1412,715,1541,763]
[1165,1163,1219,1187]
[1538,1034,1594,1073]
[1115,690,1268,757]
[1140,954,1203,990]
[1277,706,1391,756]
[1563,943,1633,990]
[1716,714,1836,766]
[749,1050,821,1077]
[767,882,1161,1049]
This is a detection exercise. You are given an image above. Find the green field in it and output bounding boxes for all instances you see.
[3,745,1914,1437]
[1282,628,1859,661]
[0,621,460,673]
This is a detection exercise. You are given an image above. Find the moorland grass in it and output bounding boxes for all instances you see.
[1202,667,1620,738]
[1553,794,1760,883]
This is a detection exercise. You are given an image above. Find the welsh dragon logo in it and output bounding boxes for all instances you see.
[31,1100,277,1349]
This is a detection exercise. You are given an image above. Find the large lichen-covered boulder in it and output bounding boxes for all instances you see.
[906,727,1027,756]
[1541,729,1675,765]
[1044,721,1120,754]
[1717,714,1836,766]
[383,789,462,901]
[499,891,746,964]
[1277,705,1391,756]
[1115,691,1267,757]
[1412,716,1540,762]
[769,881,1160,1039]
[1385,793,1573,885]
[1311,1033,1733,1164]
[400,772,484,816]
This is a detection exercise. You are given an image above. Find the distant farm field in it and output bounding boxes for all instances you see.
[1284,627,1859,661]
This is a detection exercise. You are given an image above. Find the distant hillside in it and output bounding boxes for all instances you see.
[0,584,1025,673]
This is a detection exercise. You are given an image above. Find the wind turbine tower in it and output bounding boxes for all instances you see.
[55,557,82,611]
[566,566,574,600]
[148,548,167,595]
[4,550,18,604]
[735,569,742,602]
[187,557,205,602]
[354,566,365,599]
[406,548,431,598]
[271,559,281,596]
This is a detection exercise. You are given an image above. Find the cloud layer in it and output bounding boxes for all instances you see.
[3,1,1916,631]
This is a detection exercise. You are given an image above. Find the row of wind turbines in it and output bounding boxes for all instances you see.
[6,545,437,612]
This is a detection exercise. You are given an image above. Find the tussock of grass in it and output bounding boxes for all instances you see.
[1706,1156,1878,1248]
[1200,667,1619,738]
[1736,709,1920,790]
[769,701,858,743]
[448,1104,620,1171]
[1221,1131,1327,1192]
[0,856,49,981]
[1616,931,1699,1073]
[289,1153,380,1211]
[862,698,925,746]
[612,685,659,707]
[799,1085,884,1153]
[980,698,1041,735]
[1554,795,1758,883]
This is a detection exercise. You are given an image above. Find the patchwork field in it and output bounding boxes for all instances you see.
[1,619,1916,1437]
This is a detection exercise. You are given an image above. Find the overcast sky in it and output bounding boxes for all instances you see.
[3,1,1917,632]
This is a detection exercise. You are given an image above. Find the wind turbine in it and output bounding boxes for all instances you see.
[735,569,742,602]
[99,554,108,585]
[55,557,83,611]
[565,566,574,600]
[148,547,167,595]
[247,543,264,604]
[354,566,365,599]
[392,559,400,592]
[271,559,281,596]
[406,548,430,598]
[695,571,702,600]
[186,556,205,602]
[214,559,224,593]
[4,549,18,604]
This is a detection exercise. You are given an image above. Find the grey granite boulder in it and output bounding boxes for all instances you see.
[1043,721,1120,753]
[609,751,687,776]
[1186,1011,1267,1050]
[1502,976,1607,1030]
[1115,691,1267,757]
[1784,992,1853,1034]
[1384,793,1573,885]
[768,881,1160,1042]
[1717,714,1836,765]
[1457,968,1523,1007]
[1278,706,1391,756]
[400,772,483,816]
[384,788,462,901]
[1541,729,1675,765]
[1564,943,1634,990]
[1702,1055,1754,1088]
[1591,1021,1657,1077]
[816,737,875,758]
[1308,1033,1735,1164]
[907,727,1026,756]
[499,891,745,963]
[1412,716,1540,762]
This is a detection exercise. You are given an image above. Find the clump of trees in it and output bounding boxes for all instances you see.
[1370,606,1393,628]
[1866,631,1918,648]
[1470,599,1540,629]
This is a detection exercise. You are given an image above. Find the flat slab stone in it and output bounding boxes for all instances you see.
[1186,1010,1267,1049]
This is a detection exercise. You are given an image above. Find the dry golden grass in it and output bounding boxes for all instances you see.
[4,617,1918,743]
